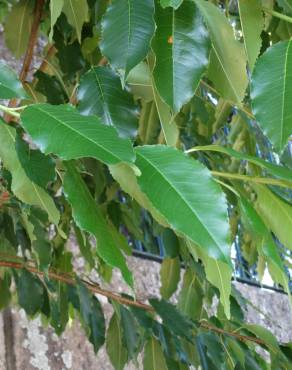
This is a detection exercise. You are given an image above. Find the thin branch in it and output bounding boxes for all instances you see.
[19,0,46,82]
[5,0,45,121]
[263,7,292,24]
[200,322,265,346]
[0,260,151,311]
[0,258,269,346]
[211,170,292,189]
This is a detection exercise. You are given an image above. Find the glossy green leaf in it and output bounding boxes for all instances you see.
[0,120,60,226]
[244,324,279,351]
[143,337,168,370]
[0,274,11,310]
[109,162,169,228]
[21,104,135,165]
[195,0,248,102]
[239,197,290,295]
[78,67,138,138]
[152,0,210,112]
[238,0,264,71]
[101,0,155,78]
[189,144,292,181]
[49,0,64,41]
[178,269,203,320]
[160,0,183,8]
[77,280,92,334]
[0,63,27,99]
[62,0,89,43]
[251,40,292,153]
[135,145,231,265]
[90,296,106,353]
[16,269,44,316]
[277,0,292,14]
[150,298,195,340]
[106,313,128,370]
[195,246,231,319]
[4,0,34,58]
[16,134,56,189]
[120,306,140,360]
[63,162,133,287]
[160,257,180,299]
[254,184,292,250]
[126,62,154,102]
[27,209,52,271]
[152,85,179,147]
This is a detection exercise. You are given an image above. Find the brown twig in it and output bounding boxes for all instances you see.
[19,0,46,82]
[0,259,269,346]
[0,260,151,311]
[5,0,45,121]
[199,322,265,346]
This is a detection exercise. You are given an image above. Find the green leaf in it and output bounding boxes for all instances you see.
[35,70,67,105]
[0,120,60,226]
[27,208,52,271]
[195,246,232,319]
[77,280,92,334]
[143,337,168,370]
[106,313,128,370]
[152,0,210,112]
[251,40,292,153]
[178,269,203,320]
[62,0,89,43]
[0,63,27,99]
[20,104,135,166]
[152,84,179,147]
[101,0,155,78]
[253,184,292,251]
[160,257,180,299]
[63,162,133,287]
[49,0,64,41]
[195,0,248,103]
[149,298,195,340]
[120,306,140,360]
[109,162,169,228]
[160,0,183,9]
[4,0,34,58]
[135,145,231,265]
[16,134,56,189]
[16,269,44,316]
[244,324,280,351]
[90,296,106,353]
[277,0,292,14]
[0,274,11,310]
[189,144,292,181]
[78,67,138,138]
[239,197,290,296]
[238,0,263,71]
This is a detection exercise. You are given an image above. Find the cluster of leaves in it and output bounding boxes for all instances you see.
[1,0,292,368]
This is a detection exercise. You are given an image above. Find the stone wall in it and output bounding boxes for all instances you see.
[1,30,292,370]
[0,256,291,370]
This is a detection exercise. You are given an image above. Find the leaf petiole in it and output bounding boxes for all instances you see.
[0,104,27,118]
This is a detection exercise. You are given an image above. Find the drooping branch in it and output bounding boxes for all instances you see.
[0,258,269,346]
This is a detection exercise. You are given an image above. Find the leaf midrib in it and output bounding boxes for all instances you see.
[137,150,229,263]
[29,105,122,163]
[280,39,292,149]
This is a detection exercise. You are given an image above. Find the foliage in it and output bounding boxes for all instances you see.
[0,0,292,368]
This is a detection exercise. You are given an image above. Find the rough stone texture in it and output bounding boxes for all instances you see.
[234,282,292,343]
[1,22,292,370]
[0,258,291,370]
[0,314,5,370]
